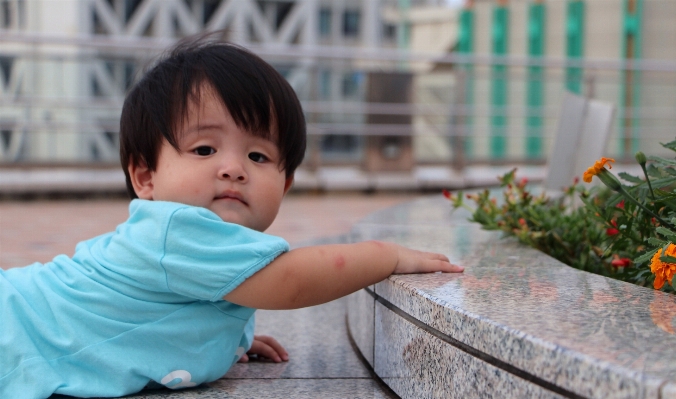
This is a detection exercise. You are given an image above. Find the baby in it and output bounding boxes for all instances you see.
[0,36,463,399]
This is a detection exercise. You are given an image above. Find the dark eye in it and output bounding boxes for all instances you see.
[194,146,215,156]
[249,152,268,163]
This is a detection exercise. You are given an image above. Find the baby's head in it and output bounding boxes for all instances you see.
[119,37,306,231]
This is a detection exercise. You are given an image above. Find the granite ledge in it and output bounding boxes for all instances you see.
[347,195,676,399]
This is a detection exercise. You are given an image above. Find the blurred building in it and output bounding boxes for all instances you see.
[1,0,676,177]
[0,0,458,169]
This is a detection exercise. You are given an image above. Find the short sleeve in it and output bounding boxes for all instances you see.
[159,206,289,301]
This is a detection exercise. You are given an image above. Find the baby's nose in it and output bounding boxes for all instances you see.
[220,160,248,181]
[222,171,246,181]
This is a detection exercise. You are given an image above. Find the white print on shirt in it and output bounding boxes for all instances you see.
[235,346,246,358]
[160,370,197,389]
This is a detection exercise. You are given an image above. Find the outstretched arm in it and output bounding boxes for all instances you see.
[224,241,463,310]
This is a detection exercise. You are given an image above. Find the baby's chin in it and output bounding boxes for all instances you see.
[211,210,260,230]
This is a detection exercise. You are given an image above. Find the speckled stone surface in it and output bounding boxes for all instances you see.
[374,302,565,399]
[223,300,370,379]
[347,289,376,367]
[51,298,396,399]
[346,195,676,399]
[80,379,395,399]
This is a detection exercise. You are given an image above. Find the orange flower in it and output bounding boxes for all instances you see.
[650,244,676,290]
[582,157,615,183]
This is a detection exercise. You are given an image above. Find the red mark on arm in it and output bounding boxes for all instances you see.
[334,254,346,270]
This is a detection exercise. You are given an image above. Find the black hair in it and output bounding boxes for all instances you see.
[119,34,306,199]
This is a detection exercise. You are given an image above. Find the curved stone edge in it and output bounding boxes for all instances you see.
[345,196,676,399]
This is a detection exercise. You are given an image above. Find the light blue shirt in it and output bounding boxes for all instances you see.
[0,200,289,399]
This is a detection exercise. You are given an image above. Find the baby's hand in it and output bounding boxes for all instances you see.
[238,335,289,363]
[392,244,464,274]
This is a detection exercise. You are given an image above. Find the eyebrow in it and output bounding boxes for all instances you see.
[184,123,224,135]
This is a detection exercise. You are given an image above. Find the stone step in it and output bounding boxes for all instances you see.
[347,196,676,399]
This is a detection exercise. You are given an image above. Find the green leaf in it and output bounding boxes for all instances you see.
[646,175,676,188]
[661,140,676,152]
[618,172,644,184]
[648,237,668,246]
[657,199,676,212]
[647,163,665,179]
[649,155,676,166]
[662,255,676,263]
[657,227,676,240]
[635,248,658,264]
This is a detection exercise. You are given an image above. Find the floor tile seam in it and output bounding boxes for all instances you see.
[344,313,401,398]
[364,287,587,399]
[220,377,373,380]
[351,222,475,229]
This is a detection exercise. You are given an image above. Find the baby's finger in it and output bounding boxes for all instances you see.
[250,339,287,362]
[251,341,280,362]
[425,252,450,262]
[254,335,289,361]
[437,260,464,273]
[237,353,249,363]
[422,258,463,273]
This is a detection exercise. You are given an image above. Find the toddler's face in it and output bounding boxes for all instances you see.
[134,84,292,232]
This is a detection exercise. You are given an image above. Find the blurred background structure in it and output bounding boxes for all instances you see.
[0,0,675,193]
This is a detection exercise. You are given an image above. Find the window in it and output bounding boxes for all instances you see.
[383,23,397,42]
[319,7,331,37]
[342,10,360,38]
[0,56,13,86]
[319,70,331,99]
[342,72,362,97]
[321,134,359,154]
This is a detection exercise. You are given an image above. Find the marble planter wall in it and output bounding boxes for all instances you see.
[346,288,375,367]
[346,196,676,399]
[374,301,564,399]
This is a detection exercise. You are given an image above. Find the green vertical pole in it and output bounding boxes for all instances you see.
[491,1,509,159]
[458,2,475,158]
[565,0,584,94]
[619,0,643,156]
[526,1,545,159]
[397,0,411,51]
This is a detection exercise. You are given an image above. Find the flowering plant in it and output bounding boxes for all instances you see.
[445,140,676,294]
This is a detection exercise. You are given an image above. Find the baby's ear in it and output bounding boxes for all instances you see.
[128,159,154,200]
[283,174,294,195]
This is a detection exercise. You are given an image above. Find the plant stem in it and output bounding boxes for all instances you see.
[596,168,672,229]
[640,164,656,200]
[617,185,674,230]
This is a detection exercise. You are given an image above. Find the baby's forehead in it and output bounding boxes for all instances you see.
[176,84,279,144]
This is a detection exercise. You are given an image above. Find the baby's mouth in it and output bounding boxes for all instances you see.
[216,192,247,205]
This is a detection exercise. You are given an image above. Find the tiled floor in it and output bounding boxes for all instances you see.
[0,192,416,270]
[2,193,415,398]
[106,299,398,399]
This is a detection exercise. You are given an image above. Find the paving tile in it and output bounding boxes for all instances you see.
[0,194,414,269]
[223,299,370,379]
[110,378,397,399]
